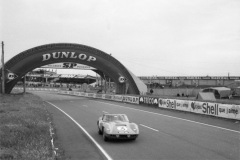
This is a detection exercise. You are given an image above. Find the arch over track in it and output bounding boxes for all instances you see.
[1,43,147,94]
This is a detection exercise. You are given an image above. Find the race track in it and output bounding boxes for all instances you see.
[34,92,240,160]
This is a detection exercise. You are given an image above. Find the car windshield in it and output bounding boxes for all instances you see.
[103,115,129,122]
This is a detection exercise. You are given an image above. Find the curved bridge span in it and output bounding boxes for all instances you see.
[1,43,146,94]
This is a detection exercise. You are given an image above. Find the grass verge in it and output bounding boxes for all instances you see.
[0,93,60,160]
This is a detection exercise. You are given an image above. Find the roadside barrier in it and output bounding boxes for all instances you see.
[57,91,240,120]
[13,87,58,92]
[15,88,238,120]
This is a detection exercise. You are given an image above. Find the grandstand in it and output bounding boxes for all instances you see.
[17,69,97,88]
[13,69,240,97]
[20,69,240,89]
[139,76,240,89]
[14,69,117,94]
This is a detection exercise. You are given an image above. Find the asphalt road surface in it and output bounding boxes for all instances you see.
[34,92,240,160]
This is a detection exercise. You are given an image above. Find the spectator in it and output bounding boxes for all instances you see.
[150,88,153,94]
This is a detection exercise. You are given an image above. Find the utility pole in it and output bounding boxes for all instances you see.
[104,74,107,93]
[109,77,111,92]
[23,75,26,94]
[1,41,5,94]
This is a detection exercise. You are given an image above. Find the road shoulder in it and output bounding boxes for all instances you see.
[45,101,106,160]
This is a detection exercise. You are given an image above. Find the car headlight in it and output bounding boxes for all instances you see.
[133,128,138,133]
[105,127,111,133]
[130,125,138,133]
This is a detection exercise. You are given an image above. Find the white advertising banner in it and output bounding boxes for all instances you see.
[68,91,73,95]
[87,93,95,98]
[73,92,80,96]
[166,99,176,109]
[227,105,240,120]
[189,101,219,116]
[159,98,239,120]
[112,95,123,102]
[189,101,204,115]
[80,92,87,97]
[217,104,229,119]
[200,102,219,117]
[159,98,177,109]
[102,94,106,100]
[123,96,139,104]
[175,100,191,112]
[139,97,159,106]
[105,94,113,100]
[158,98,168,108]
[59,91,68,94]
[95,94,103,99]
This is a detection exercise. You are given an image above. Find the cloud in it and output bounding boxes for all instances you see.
[1,0,240,76]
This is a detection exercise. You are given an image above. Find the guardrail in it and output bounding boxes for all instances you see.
[13,87,58,92]
[58,90,240,120]
[13,88,239,120]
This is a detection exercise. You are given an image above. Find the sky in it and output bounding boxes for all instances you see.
[1,0,240,77]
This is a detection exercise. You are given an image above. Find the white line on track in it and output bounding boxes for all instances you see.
[90,100,240,134]
[140,124,159,132]
[82,105,88,107]
[46,101,113,160]
[103,111,108,114]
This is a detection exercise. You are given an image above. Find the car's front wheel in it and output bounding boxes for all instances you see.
[98,127,103,135]
[102,128,108,141]
[132,137,137,141]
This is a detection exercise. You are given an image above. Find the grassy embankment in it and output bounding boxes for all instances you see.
[0,93,58,160]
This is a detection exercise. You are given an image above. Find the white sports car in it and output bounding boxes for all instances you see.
[97,114,139,141]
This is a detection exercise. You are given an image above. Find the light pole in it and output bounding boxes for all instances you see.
[1,41,5,94]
